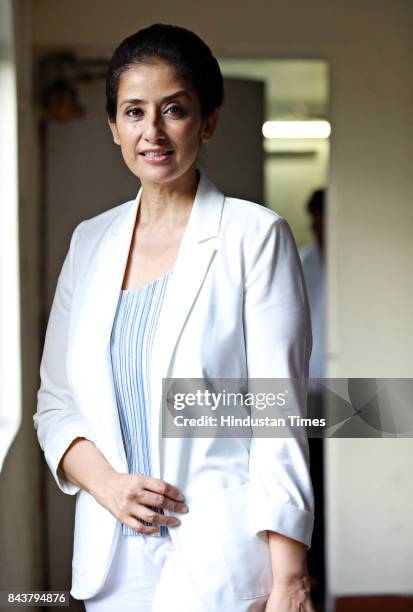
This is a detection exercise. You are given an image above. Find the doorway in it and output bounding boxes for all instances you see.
[219,57,330,611]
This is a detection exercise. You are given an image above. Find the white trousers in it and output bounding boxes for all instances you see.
[83,532,269,612]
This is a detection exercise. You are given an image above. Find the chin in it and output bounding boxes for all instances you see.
[139,167,178,183]
[137,162,196,185]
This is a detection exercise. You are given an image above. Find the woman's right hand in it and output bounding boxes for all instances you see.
[94,471,189,534]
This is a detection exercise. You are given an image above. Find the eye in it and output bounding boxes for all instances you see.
[165,104,186,117]
[126,107,142,118]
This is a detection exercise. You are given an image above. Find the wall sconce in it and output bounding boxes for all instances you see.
[37,53,108,122]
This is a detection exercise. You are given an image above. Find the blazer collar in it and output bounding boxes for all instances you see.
[109,167,224,243]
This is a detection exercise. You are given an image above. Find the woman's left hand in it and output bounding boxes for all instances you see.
[265,575,315,612]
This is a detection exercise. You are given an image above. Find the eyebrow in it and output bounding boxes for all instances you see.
[120,90,191,107]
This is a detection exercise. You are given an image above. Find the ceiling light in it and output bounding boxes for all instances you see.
[263,120,331,139]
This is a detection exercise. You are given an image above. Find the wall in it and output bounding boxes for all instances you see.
[29,0,413,599]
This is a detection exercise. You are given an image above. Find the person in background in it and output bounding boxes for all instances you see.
[300,188,326,606]
[300,189,325,385]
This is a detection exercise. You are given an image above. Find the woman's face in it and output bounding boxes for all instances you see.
[108,60,218,185]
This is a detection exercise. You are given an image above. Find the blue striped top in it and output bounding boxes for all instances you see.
[110,270,172,537]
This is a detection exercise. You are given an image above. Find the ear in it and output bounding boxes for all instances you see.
[107,116,121,146]
[200,108,219,143]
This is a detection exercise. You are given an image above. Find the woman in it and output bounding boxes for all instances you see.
[34,23,315,612]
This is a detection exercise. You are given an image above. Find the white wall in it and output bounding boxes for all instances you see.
[0,0,21,471]
[30,0,413,598]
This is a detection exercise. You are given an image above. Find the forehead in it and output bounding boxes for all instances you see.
[117,60,192,99]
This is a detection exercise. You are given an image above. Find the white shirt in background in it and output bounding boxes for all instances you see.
[300,244,325,387]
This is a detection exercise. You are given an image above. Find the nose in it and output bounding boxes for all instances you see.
[143,109,166,143]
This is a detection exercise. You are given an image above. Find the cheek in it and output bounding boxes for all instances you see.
[119,124,141,149]
[174,122,202,149]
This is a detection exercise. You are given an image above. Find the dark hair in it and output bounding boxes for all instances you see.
[106,23,224,123]
[307,189,325,216]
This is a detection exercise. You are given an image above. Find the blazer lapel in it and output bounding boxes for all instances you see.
[150,171,224,476]
[74,169,224,475]
[71,194,140,466]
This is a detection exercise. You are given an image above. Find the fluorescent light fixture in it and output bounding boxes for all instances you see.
[263,120,331,139]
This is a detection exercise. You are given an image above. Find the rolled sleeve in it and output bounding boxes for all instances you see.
[243,217,315,548]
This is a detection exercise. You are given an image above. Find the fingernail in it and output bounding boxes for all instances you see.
[182,505,189,513]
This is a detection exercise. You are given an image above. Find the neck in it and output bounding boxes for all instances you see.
[138,166,200,227]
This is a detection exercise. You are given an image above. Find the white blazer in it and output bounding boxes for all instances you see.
[34,169,314,607]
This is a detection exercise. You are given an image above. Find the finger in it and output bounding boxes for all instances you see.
[124,517,161,536]
[139,506,182,527]
[142,476,185,502]
[138,490,189,514]
[303,598,315,612]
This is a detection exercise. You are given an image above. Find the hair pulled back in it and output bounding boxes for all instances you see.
[106,23,224,123]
